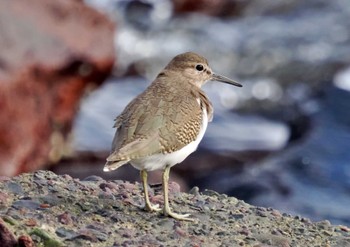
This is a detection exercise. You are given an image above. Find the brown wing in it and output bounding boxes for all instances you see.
[106,82,204,162]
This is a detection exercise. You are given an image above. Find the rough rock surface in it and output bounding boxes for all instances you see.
[0,0,115,176]
[0,171,349,247]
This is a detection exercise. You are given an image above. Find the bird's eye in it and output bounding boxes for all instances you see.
[195,64,204,71]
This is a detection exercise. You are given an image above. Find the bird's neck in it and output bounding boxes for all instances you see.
[155,69,201,90]
[152,70,213,121]
[190,87,214,122]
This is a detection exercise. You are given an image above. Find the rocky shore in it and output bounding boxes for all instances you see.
[0,170,349,246]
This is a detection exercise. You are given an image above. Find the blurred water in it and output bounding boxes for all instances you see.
[257,84,350,225]
[73,77,289,152]
[75,0,350,225]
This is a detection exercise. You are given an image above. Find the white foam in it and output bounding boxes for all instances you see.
[334,67,350,92]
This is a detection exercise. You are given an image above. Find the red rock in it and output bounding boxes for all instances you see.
[18,235,35,247]
[24,218,37,227]
[172,0,243,16]
[175,226,187,237]
[0,193,9,204]
[57,212,73,225]
[0,0,115,176]
[151,194,164,204]
[0,218,17,247]
[0,176,11,182]
[39,203,51,209]
[77,229,98,242]
[340,225,350,232]
[168,181,181,194]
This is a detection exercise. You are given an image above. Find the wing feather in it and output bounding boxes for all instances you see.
[106,79,210,166]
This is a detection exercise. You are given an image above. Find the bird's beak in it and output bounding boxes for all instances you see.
[211,73,242,87]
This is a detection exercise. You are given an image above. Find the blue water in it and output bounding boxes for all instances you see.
[251,85,350,225]
[74,0,350,225]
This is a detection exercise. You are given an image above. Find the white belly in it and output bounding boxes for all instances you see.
[130,106,208,171]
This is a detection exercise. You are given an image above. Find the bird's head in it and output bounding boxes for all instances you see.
[163,52,242,88]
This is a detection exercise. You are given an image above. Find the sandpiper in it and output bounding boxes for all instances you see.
[104,52,242,221]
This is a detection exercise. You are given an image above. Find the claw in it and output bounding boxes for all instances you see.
[144,203,162,212]
[163,209,194,221]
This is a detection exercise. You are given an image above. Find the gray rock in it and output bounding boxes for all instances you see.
[0,171,349,246]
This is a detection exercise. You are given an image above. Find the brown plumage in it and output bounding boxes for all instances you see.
[104,52,242,220]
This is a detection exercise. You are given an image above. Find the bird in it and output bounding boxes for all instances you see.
[104,52,242,221]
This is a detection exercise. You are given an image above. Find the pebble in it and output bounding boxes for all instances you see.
[188,186,200,195]
[56,227,77,239]
[82,175,104,181]
[99,182,117,191]
[0,192,9,203]
[0,176,11,182]
[24,218,37,227]
[202,189,221,197]
[18,235,35,247]
[12,199,41,210]
[271,209,282,217]
[230,213,244,220]
[7,182,23,195]
[316,220,331,229]
[339,225,350,232]
[57,212,73,225]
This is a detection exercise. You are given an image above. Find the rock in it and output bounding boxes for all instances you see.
[54,0,350,230]
[57,212,73,225]
[18,235,35,247]
[0,170,349,246]
[172,0,240,16]
[0,0,115,176]
[0,218,17,247]
[29,228,62,247]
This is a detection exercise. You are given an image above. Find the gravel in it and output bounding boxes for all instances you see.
[0,170,349,246]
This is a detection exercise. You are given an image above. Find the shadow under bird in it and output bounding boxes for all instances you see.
[104,52,242,221]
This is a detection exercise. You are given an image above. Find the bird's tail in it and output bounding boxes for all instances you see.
[103,159,129,172]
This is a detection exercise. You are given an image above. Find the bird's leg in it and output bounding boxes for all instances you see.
[162,165,193,221]
[140,170,161,212]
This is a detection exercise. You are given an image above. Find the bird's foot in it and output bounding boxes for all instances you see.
[144,203,162,213]
[163,208,194,221]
